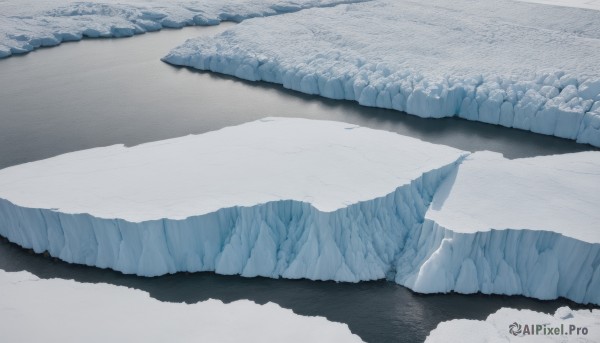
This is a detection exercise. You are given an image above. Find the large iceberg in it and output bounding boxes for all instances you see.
[0,118,467,280]
[0,118,599,305]
[426,306,600,342]
[0,0,366,59]
[164,0,600,146]
[0,269,363,343]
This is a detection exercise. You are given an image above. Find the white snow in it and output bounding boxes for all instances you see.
[426,151,600,244]
[0,269,363,343]
[0,119,599,304]
[0,117,466,221]
[164,0,600,146]
[426,306,600,343]
[395,151,600,304]
[518,0,600,11]
[0,0,366,59]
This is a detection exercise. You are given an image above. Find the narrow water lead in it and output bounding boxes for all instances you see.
[0,238,593,343]
[0,25,595,171]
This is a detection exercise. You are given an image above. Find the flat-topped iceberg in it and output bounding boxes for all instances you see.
[0,270,363,343]
[0,0,366,59]
[426,306,600,342]
[164,0,600,146]
[0,117,466,221]
[0,118,599,304]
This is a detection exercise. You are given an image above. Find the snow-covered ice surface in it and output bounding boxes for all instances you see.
[518,0,600,11]
[164,0,600,146]
[426,306,600,343]
[426,151,600,244]
[397,151,600,304]
[0,269,363,343]
[0,117,466,221]
[0,0,366,59]
[0,118,599,304]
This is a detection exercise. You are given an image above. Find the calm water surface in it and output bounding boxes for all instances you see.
[0,24,595,170]
[0,238,593,343]
[0,25,597,343]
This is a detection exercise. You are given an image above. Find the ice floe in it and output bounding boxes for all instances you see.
[164,0,600,146]
[0,269,363,343]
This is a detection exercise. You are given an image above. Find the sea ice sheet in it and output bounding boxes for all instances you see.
[0,0,366,58]
[164,0,600,146]
[518,0,600,11]
[0,269,363,343]
[426,306,600,342]
[0,118,465,283]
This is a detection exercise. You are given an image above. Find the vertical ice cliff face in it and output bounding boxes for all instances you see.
[0,118,466,281]
[164,0,600,146]
[397,151,600,305]
[0,161,457,281]
[0,119,599,305]
[396,222,600,305]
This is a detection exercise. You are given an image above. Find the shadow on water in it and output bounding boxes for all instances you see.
[1,238,595,343]
[175,64,598,156]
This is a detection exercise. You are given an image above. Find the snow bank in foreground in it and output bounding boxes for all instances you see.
[0,270,363,343]
[0,118,598,304]
[0,0,365,59]
[164,0,600,146]
[426,306,600,343]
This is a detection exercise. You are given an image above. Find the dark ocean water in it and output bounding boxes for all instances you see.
[0,25,594,170]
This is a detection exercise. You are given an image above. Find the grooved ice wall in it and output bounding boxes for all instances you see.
[0,164,450,280]
[164,0,600,146]
[0,119,598,305]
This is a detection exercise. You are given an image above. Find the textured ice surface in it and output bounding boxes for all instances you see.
[0,118,599,304]
[165,0,600,146]
[0,0,365,59]
[0,270,363,343]
[518,0,600,11]
[426,306,600,342]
